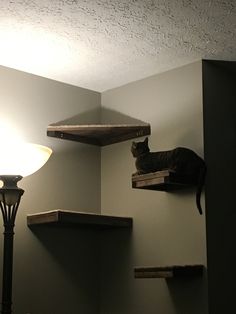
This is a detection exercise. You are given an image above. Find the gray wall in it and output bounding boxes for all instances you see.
[0,65,101,314]
[203,60,236,314]
[0,61,209,314]
[100,61,208,314]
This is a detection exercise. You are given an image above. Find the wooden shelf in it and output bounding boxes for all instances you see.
[27,210,133,229]
[47,123,151,146]
[132,170,197,191]
[134,265,204,279]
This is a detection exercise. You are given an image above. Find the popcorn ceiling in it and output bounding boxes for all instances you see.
[0,0,235,91]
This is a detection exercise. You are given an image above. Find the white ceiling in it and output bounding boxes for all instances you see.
[0,0,235,92]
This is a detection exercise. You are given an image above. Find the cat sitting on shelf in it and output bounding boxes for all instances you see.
[131,137,206,215]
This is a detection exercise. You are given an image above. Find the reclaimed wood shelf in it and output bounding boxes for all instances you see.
[134,265,204,279]
[27,210,133,229]
[132,170,197,191]
[47,123,151,146]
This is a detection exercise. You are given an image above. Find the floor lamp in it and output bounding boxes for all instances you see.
[0,143,52,314]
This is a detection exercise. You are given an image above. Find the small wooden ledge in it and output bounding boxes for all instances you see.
[47,123,151,146]
[132,170,197,191]
[134,265,204,279]
[27,210,133,229]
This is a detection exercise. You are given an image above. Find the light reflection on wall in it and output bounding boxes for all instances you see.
[0,119,25,145]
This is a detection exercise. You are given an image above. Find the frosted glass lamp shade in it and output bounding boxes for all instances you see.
[0,143,52,177]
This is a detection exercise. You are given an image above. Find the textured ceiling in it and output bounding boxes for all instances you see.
[0,0,235,91]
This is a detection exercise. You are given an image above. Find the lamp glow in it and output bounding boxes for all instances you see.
[0,143,52,177]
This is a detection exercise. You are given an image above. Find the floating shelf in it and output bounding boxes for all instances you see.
[132,170,197,191]
[47,123,151,146]
[134,265,204,279]
[27,210,133,229]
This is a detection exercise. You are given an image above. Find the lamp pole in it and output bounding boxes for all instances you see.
[0,176,24,314]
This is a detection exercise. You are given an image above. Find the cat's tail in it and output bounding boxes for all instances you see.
[196,164,207,215]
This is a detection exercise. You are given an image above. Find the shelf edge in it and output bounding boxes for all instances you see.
[27,210,133,229]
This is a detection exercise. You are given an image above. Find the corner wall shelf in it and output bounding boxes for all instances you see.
[134,265,204,279]
[27,210,133,230]
[132,170,197,191]
[47,123,151,146]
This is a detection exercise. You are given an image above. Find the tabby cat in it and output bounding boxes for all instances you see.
[131,137,206,215]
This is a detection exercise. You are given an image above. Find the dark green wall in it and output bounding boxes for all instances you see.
[203,60,236,313]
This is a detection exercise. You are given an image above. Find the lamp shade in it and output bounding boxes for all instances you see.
[0,143,52,177]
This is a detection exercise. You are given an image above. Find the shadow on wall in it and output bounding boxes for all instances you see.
[99,228,134,314]
[24,226,100,314]
[49,107,149,126]
[166,268,208,314]
[25,226,133,314]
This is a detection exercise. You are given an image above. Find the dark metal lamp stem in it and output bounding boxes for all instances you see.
[0,176,24,314]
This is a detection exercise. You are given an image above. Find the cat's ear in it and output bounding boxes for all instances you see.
[132,141,137,147]
[144,137,148,143]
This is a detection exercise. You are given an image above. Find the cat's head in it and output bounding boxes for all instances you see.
[131,137,150,157]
